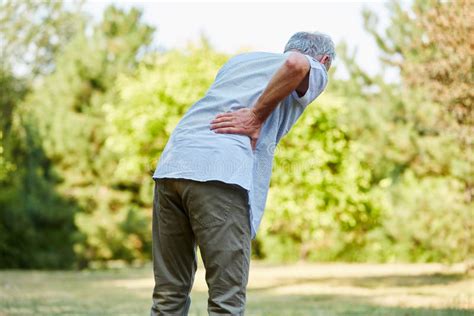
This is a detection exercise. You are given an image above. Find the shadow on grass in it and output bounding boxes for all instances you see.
[343,272,466,288]
[250,272,466,291]
[242,293,473,316]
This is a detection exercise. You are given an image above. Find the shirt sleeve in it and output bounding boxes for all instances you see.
[289,54,328,107]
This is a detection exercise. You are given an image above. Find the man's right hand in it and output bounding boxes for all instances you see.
[210,108,262,150]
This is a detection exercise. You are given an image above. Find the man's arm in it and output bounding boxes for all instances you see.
[209,52,311,150]
[248,52,310,123]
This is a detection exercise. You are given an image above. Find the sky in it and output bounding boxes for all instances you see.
[83,0,398,80]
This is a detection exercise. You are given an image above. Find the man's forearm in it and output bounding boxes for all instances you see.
[252,52,310,124]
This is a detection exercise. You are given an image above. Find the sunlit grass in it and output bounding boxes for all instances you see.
[1,262,472,315]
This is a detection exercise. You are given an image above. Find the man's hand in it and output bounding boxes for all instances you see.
[210,108,262,150]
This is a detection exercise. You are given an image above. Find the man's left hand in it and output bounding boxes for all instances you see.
[210,108,261,150]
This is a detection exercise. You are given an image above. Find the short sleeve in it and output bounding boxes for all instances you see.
[290,54,328,107]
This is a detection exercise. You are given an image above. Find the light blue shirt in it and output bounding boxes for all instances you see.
[153,51,328,239]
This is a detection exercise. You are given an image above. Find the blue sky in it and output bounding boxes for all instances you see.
[83,1,399,80]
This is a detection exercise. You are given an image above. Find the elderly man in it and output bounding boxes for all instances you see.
[150,31,335,315]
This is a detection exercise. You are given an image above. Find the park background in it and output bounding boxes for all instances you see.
[0,0,472,314]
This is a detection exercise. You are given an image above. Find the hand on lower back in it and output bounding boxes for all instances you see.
[210,108,261,150]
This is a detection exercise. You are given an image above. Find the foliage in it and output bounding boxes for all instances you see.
[0,4,155,268]
[260,95,380,262]
[0,0,84,78]
[22,5,155,267]
[363,0,473,193]
[0,1,82,268]
[334,0,474,262]
[0,104,77,269]
[253,0,473,263]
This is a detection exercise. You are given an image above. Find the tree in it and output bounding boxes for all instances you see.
[331,0,474,262]
[363,0,473,198]
[0,0,84,269]
[1,3,155,268]
[22,5,155,267]
[0,0,83,78]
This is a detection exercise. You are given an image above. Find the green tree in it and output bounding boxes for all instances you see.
[332,0,474,262]
[0,0,83,78]
[260,93,381,262]
[363,0,473,195]
[0,1,84,269]
[23,5,155,267]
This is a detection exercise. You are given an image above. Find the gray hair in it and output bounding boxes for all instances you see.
[284,31,336,63]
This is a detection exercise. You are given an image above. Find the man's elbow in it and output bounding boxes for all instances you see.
[284,52,310,76]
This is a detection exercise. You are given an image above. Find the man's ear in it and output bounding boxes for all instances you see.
[319,55,331,70]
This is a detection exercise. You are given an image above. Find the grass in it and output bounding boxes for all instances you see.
[1,261,473,315]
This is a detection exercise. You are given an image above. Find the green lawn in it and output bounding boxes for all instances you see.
[1,261,472,315]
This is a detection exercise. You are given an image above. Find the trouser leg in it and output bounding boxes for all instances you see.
[150,179,197,316]
[180,179,252,316]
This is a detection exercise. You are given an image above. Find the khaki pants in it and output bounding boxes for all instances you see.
[150,178,252,316]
